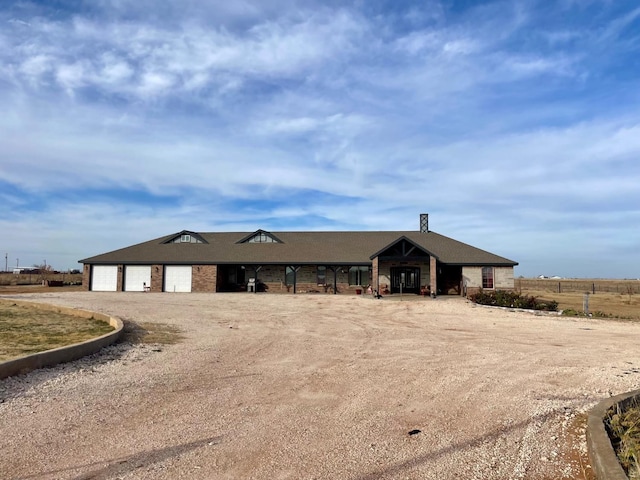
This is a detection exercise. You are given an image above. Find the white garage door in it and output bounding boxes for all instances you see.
[164,266,192,292]
[124,266,151,292]
[91,265,118,292]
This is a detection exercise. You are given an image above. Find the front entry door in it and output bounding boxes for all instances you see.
[390,267,420,294]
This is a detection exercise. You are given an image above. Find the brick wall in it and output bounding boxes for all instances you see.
[116,265,124,292]
[430,256,437,295]
[466,286,482,296]
[372,257,379,292]
[82,264,90,291]
[150,265,164,292]
[192,265,218,292]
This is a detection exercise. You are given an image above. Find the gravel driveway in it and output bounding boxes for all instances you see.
[1,292,639,480]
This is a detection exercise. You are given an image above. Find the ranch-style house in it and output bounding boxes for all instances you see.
[80,215,518,296]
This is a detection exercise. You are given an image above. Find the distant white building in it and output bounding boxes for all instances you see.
[13,268,39,275]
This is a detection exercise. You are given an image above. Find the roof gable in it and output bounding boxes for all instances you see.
[236,230,283,244]
[369,236,435,260]
[162,230,208,244]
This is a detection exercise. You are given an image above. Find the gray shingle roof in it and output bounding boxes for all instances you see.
[79,230,517,266]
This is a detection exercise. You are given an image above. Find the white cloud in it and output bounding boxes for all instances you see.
[1,8,368,102]
[98,53,134,85]
[1,1,640,277]
[19,54,53,78]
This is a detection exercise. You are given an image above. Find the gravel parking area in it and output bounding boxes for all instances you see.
[2,292,640,479]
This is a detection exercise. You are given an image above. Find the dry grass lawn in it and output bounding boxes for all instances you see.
[0,302,114,361]
[520,289,640,320]
[2,292,640,479]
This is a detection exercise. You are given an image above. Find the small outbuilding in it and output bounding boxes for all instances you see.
[79,214,517,296]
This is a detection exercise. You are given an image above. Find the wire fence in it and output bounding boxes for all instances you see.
[516,278,640,295]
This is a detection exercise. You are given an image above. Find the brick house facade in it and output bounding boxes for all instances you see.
[80,216,518,295]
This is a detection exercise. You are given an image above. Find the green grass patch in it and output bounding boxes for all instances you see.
[606,401,640,479]
[0,304,114,361]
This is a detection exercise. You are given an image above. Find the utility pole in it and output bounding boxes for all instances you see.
[4,253,7,273]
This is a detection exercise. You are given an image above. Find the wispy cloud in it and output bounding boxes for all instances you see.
[1,1,639,277]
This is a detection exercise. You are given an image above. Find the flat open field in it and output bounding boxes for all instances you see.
[517,279,640,320]
[1,292,640,479]
[0,273,83,287]
[516,278,640,295]
[520,290,640,320]
[0,284,84,294]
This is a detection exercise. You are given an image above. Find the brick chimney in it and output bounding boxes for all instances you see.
[420,214,429,233]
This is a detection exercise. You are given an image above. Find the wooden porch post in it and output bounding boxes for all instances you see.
[288,266,300,294]
[327,266,338,294]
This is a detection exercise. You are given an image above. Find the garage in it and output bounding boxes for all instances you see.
[124,266,151,292]
[164,266,192,292]
[91,265,118,291]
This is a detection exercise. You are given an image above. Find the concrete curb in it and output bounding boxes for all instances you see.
[0,299,124,380]
[587,389,640,480]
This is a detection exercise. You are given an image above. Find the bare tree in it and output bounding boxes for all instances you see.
[32,263,54,282]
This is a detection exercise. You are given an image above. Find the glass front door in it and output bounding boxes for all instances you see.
[390,267,420,294]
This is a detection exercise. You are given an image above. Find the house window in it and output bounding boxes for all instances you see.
[482,267,494,289]
[317,266,326,285]
[285,266,295,285]
[349,266,370,286]
[248,233,276,243]
[181,234,191,243]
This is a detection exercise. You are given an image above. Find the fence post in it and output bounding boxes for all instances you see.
[558,282,561,294]
[592,282,595,294]
[583,292,590,315]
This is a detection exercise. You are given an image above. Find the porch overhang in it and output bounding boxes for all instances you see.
[369,236,438,261]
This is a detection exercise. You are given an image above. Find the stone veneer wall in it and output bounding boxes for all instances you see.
[463,266,515,296]
[260,266,358,294]
[375,260,431,293]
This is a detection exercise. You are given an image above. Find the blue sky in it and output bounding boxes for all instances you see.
[1,0,639,278]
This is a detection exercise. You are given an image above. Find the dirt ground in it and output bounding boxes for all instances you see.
[1,292,640,480]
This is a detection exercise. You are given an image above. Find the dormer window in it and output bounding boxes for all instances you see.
[163,231,207,244]
[237,230,282,244]
[248,233,275,243]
